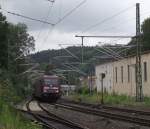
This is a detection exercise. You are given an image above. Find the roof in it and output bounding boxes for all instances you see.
[95,50,150,67]
[43,75,59,78]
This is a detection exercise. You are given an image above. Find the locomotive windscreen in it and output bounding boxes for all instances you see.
[44,78,58,85]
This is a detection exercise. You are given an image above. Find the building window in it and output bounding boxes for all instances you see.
[144,62,147,82]
[128,65,130,82]
[121,66,123,83]
[115,67,117,83]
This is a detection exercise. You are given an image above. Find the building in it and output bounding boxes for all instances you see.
[80,76,96,90]
[95,51,150,96]
[61,85,76,95]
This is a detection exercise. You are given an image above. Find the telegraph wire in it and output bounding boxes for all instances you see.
[82,4,135,33]
[0,8,55,26]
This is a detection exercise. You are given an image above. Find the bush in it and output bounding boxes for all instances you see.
[77,86,89,95]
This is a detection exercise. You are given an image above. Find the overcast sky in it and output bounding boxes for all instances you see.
[0,0,150,52]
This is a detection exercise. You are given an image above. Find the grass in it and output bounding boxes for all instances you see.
[68,91,150,107]
[0,99,42,129]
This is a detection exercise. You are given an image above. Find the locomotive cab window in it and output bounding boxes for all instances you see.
[44,78,59,85]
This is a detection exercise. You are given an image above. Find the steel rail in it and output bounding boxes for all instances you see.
[26,100,58,129]
[55,103,150,127]
[38,102,89,129]
[60,99,150,116]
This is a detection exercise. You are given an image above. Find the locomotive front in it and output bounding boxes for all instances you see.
[42,75,61,100]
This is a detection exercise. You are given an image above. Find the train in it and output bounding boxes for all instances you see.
[33,75,61,102]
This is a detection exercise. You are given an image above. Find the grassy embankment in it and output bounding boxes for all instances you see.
[69,87,150,107]
[0,100,41,129]
[0,79,42,129]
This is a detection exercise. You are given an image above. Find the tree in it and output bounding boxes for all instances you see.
[141,17,150,51]
[7,23,35,96]
[128,17,150,54]
[0,12,35,98]
[0,13,8,69]
[7,23,35,74]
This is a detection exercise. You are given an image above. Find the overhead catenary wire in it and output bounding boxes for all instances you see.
[0,8,55,26]
[40,0,87,46]
[58,44,80,60]
[62,64,87,75]
[94,47,120,60]
[100,10,150,34]
[35,1,55,41]
[55,0,87,25]
[82,4,135,33]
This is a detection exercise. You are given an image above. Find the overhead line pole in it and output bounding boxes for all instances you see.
[136,3,143,102]
[75,35,84,64]
[75,35,133,64]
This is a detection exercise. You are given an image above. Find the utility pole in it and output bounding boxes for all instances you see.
[100,73,105,104]
[7,39,10,73]
[136,3,143,102]
[75,35,84,64]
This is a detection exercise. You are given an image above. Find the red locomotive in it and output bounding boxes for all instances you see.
[33,75,61,102]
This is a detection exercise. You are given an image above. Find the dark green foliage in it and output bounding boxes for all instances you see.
[128,17,150,53]
[77,86,89,95]
[0,13,8,69]
[141,17,150,51]
[0,12,35,101]
[30,46,103,85]
[31,46,103,73]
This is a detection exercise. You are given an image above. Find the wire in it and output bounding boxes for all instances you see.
[0,8,55,26]
[35,1,55,41]
[40,0,87,47]
[58,0,62,21]
[100,10,150,33]
[82,4,135,33]
[55,0,87,25]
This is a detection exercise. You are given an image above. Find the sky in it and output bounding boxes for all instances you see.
[0,0,150,52]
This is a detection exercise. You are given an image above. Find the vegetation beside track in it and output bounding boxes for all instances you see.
[0,99,41,129]
[68,87,150,107]
[0,74,42,129]
[0,12,42,129]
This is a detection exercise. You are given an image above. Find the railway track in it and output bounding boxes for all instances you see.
[54,100,150,127]
[26,99,57,129]
[60,99,150,116]
[38,102,89,129]
[23,99,89,129]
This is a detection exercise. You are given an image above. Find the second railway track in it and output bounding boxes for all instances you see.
[53,100,150,127]
[60,99,150,116]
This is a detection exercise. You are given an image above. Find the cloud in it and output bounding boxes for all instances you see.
[1,0,150,51]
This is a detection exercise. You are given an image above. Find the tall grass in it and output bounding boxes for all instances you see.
[0,77,42,129]
[0,99,41,129]
[70,88,150,106]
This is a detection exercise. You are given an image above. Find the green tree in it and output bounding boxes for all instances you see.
[0,12,35,99]
[8,23,35,74]
[127,17,150,54]
[0,13,8,69]
[141,17,150,51]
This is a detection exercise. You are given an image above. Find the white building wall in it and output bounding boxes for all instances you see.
[141,54,150,96]
[96,63,113,93]
[95,52,150,97]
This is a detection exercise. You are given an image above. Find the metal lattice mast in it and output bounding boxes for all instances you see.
[136,3,143,101]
